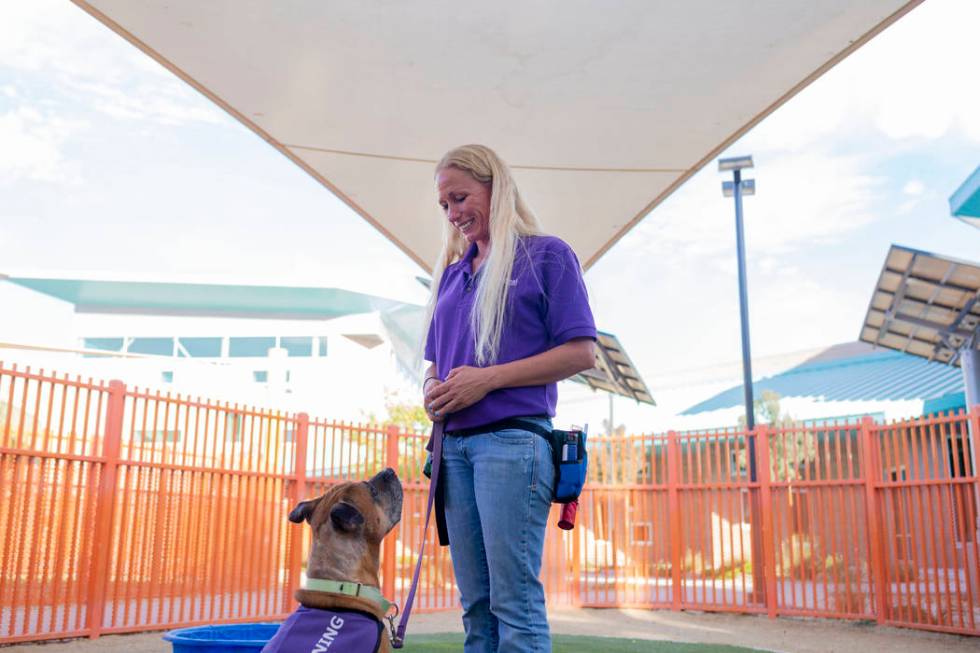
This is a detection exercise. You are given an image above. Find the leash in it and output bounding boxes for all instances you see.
[391,421,444,648]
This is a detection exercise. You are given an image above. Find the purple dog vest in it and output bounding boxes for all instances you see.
[262,605,383,653]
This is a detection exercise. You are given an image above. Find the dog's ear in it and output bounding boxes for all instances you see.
[289,498,320,524]
[329,501,365,533]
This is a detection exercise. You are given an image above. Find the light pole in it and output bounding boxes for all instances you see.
[720,155,757,436]
[719,154,765,603]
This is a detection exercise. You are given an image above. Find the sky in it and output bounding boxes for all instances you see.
[1,0,979,430]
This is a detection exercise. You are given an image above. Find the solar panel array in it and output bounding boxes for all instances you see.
[860,245,980,365]
[573,331,655,405]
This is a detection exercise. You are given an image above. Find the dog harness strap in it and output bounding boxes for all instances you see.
[392,421,443,648]
[303,578,393,615]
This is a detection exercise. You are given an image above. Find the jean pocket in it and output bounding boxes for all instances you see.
[489,427,534,445]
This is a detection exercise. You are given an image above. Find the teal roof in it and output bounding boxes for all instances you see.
[6,277,405,320]
[950,165,980,230]
[682,349,964,415]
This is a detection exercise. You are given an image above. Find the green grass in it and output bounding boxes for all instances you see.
[400,633,766,652]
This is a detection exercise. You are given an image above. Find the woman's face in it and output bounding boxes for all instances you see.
[436,166,492,247]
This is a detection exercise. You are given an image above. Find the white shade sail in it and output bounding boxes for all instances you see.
[73,0,920,271]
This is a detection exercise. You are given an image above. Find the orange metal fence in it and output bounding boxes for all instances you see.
[1,363,977,643]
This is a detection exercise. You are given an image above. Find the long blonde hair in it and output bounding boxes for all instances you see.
[424,144,543,367]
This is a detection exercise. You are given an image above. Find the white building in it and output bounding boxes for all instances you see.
[0,276,424,424]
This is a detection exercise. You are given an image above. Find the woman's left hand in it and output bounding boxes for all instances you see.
[425,366,495,417]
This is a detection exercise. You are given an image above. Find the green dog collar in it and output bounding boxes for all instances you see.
[303,577,396,615]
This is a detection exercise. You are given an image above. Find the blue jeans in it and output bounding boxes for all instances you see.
[442,417,555,653]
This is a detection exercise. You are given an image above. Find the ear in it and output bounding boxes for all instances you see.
[288,498,320,524]
[329,502,365,533]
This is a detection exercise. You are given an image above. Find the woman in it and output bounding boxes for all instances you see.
[422,144,596,653]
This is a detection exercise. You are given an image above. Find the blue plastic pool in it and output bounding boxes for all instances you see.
[163,623,281,653]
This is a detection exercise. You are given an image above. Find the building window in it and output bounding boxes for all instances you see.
[178,337,222,357]
[161,371,174,383]
[229,337,276,357]
[128,338,174,356]
[280,336,313,357]
[318,336,328,357]
[253,370,268,383]
[82,338,124,357]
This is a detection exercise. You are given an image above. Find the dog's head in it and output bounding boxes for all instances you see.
[288,468,403,580]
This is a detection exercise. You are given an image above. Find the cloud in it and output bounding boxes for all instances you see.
[626,150,881,265]
[64,79,227,126]
[854,0,980,143]
[0,1,227,127]
[903,180,925,196]
[0,106,86,184]
[743,0,980,150]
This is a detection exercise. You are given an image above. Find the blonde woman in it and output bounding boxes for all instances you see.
[423,144,596,653]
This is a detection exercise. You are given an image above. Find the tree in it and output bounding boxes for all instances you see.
[737,390,817,484]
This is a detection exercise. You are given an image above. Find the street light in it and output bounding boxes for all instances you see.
[719,154,764,602]
[718,155,757,434]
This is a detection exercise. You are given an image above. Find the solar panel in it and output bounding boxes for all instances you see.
[860,245,980,365]
[572,331,655,405]
[416,275,654,403]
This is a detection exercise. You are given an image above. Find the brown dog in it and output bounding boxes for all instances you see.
[262,468,403,653]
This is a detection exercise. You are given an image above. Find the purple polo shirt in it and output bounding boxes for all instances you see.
[425,235,597,431]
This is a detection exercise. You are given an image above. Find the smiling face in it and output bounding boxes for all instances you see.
[436,166,492,248]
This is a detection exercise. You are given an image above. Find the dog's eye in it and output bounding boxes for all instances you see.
[364,482,379,499]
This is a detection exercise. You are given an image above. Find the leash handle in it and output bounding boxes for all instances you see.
[392,421,443,648]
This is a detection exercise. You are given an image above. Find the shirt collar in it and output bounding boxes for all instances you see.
[460,242,480,279]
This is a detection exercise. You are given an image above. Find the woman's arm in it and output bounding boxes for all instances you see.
[422,363,446,422]
[424,338,595,417]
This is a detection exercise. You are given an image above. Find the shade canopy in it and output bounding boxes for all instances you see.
[683,342,963,415]
[950,165,980,230]
[72,0,919,271]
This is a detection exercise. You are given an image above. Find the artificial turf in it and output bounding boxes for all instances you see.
[399,633,766,652]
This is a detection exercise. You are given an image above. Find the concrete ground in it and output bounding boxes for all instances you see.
[2,608,976,652]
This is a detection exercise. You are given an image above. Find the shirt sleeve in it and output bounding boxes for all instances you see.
[540,240,598,347]
[424,314,436,363]
[423,269,447,363]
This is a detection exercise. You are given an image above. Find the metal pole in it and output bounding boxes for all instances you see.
[608,393,615,436]
[733,169,757,477]
[731,167,765,605]
[962,346,980,410]
[961,347,980,555]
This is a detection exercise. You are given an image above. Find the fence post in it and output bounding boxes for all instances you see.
[755,425,778,618]
[284,413,309,613]
[571,510,583,606]
[860,416,887,624]
[382,424,399,601]
[969,407,980,597]
[85,380,126,639]
[969,407,980,545]
[667,431,683,610]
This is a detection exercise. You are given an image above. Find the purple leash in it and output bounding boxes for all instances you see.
[391,421,444,648]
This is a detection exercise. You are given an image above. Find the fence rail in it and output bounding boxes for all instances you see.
[1,363,977,642]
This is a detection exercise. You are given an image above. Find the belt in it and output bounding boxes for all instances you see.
[444,415,551,438]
